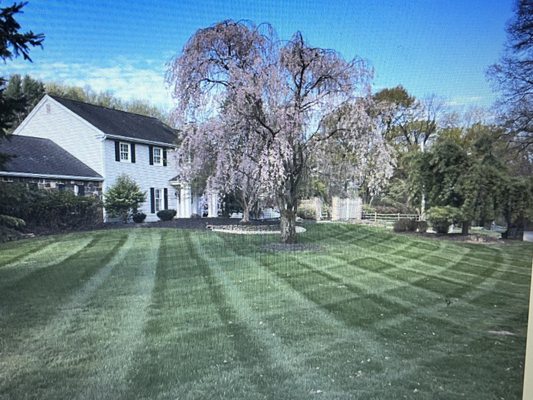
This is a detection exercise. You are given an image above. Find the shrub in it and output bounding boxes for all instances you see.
[393,218,417,232]
[132,212,146,223]
[362,204,375,214]
[427,206,461,234]
[0,214,25,229]
[297,204,316,220]
[321,203,330,219]
[157,209,176,221]
[104,175,146,223]
[26,191,102,230]
[417,220,428,233]
[0,182,102,233]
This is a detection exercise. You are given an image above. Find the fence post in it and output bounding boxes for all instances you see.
[398,213,400,220]
[374,212,377,223]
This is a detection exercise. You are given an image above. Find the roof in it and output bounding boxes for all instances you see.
[0,135,103,180]
[49,95,177,145]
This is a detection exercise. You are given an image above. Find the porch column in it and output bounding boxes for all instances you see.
[180,184,192,218]
[207,191,218,218]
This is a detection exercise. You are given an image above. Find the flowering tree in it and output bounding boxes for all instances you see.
[178,116,266,223]
[312,100,395,201]
[168,20,382,243]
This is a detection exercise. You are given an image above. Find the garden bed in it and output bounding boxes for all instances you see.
[207,224,306,235]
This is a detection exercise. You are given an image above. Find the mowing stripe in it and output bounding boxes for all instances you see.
[0,231,136,398]
[326,233,524,301]
[122,230,254,399]
[293,257,470,330]
[78,230,160,400]
[186,232,299,398]
[214,232,419,395]
[305,228,530,344]
[0,233,128,361]
[0,237,58,268]
[0,236,94,290]
[335,226,531,276]
[321,234,530,337]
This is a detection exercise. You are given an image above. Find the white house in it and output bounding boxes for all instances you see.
[10,94,218,222]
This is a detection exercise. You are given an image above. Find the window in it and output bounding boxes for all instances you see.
[153,147,163,165]
[154,189,162,212]
[119,142,130,162]
[74,184,85,196]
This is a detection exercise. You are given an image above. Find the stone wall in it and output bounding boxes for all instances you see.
[0,176,103,198]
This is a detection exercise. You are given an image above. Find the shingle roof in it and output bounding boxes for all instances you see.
[49,95,177,145]
[0,135,103,180]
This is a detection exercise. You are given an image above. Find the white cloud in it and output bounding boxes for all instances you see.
[445,95,484,107]
[4,59,175,110]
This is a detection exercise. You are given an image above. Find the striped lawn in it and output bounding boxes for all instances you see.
[0,224,531,400]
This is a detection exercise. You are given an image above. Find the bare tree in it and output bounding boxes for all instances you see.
[487,0,533,152]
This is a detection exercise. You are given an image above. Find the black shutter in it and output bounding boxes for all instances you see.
[163,148,167,166]
[150,188,155,213]
[131,143,136,163]
[164,188,168,210]
[149,145,153,165]
[114,141,120,161]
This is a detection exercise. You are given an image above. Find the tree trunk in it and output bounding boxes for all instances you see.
[241,205,250,224]
[461,220,470,235]
[280,209,297,244]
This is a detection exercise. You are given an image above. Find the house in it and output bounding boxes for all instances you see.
[7,94,218,222]
[0,135,103,196]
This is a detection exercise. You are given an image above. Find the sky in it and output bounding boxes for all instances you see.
[5,0,515,112]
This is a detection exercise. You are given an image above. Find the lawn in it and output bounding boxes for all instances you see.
[0,224,532,400]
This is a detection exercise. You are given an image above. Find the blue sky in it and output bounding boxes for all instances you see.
[6,0,514,111]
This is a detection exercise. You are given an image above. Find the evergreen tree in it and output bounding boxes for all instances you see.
[21,74,44,108]
[103,175,146,223]
[0,2,44,165]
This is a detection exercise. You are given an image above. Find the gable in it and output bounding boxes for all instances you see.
[49,96,177,145]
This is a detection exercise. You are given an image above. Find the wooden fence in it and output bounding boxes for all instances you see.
[331,197,362,221]
[298,197,363,221]
[362,212,421,223]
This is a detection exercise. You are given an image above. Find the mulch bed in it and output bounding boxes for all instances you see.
[402,232,501,244]
[207,224,281,232]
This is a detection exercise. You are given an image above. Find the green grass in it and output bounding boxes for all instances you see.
[0,224,531,400]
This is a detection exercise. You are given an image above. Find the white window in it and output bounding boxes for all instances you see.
[154,189,162,212]
[153,147,163,165]
[120,142,130,162]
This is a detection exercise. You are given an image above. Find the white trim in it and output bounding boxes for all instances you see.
[152,146,163,166]
[0,171,103,181]
[14,95,108,140]
[119,141,131,162]
[154,188,163,212]
[12,96,48,135]
[105,134,176,148]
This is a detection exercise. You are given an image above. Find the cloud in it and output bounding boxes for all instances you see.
[4,59,174,110]
[445,95,485,107]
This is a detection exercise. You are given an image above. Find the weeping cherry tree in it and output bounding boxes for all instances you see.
[168,20,383,243]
